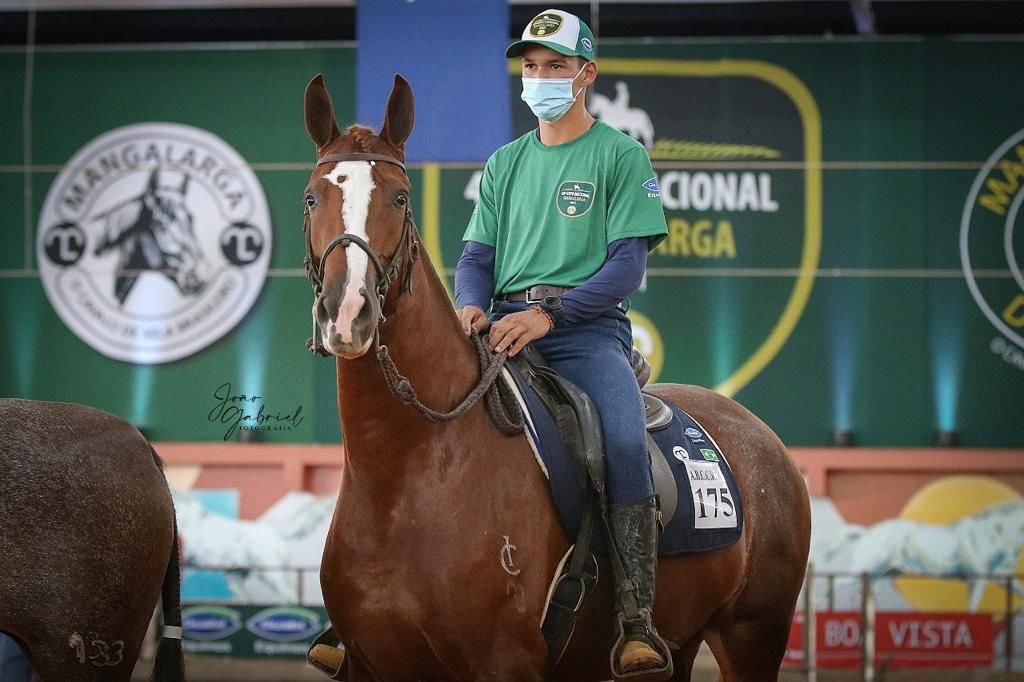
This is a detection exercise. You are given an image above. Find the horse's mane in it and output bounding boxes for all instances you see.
[94,198,144,252]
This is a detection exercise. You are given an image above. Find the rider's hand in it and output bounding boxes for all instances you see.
[458,305,490,335]
[488,307,553,357]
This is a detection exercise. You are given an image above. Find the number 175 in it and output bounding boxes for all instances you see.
[695,487,734,518]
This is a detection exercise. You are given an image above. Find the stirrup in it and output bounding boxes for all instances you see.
[307,628,348,680]
[609,610,674,682]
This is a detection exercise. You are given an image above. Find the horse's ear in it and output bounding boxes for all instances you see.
[304,73,342,149]
[380,73,414,152]
[147,169,159,192]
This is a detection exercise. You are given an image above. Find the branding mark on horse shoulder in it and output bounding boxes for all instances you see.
[500,535,521,576]
[69,632,125,667]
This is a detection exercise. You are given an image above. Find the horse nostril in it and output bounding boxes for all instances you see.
[315,295,330,323]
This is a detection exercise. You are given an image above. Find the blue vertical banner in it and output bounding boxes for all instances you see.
[356,0,511,162]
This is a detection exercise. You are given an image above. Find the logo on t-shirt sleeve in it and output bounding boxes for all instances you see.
[642,176,660,193]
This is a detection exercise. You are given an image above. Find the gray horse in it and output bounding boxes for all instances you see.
[0,399,183,682]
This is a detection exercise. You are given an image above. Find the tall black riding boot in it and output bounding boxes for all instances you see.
[608,495,673,682]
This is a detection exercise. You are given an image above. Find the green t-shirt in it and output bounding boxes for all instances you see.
[463,120,668,296]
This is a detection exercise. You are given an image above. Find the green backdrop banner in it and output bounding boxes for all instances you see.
[1,39,1021,446]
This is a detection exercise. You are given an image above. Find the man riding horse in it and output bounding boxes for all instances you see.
[456,9,672,679]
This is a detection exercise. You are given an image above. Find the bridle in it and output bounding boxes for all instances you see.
[300,149,521,436]
[303,152,419,356]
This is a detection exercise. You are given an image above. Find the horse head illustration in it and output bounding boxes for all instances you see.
[93,169,208,305]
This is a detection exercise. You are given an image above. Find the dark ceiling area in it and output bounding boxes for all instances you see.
[1,2,1023,46]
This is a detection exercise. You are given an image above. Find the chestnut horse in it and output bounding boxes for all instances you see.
[302,73,810,681]
[0,399,183,682]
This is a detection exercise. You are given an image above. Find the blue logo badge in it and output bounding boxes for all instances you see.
[182,606,243,641]
[642,177,659,192]
[581,38,593,53]
[685,427,702,439]
[245,607,322,642]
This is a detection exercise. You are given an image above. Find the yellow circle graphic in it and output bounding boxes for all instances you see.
[627,309,664,383]
[894,475,1023,617]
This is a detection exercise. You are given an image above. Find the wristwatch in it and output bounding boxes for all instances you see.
[540,295,566,327]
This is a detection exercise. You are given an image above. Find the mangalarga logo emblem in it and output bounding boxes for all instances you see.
[961,128,1024,359]
[37,122,272,364]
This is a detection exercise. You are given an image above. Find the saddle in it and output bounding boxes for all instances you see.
[507,345,681,672]
[508,345,680,532]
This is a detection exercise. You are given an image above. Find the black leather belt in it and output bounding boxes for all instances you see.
[495,285,573,303]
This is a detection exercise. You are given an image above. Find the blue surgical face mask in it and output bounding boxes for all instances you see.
[521,63,587,123]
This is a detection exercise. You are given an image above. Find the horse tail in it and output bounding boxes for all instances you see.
[151,448,185,682]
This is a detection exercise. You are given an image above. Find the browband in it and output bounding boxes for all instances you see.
[315,152,407,174]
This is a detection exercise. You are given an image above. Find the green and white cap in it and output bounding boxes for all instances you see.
[506,9,596,61]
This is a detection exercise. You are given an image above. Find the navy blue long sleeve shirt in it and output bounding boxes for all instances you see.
[455,237,648,324]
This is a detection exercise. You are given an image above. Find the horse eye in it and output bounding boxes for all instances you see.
[395,193,408,207]
[305,194,317,209]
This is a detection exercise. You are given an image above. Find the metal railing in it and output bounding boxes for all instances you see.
[799,566,1023,680]
[180,563,1023,677]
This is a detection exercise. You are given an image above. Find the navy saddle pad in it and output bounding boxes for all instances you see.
[503,364,744,556]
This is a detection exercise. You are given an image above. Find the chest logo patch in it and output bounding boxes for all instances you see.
[556,180,596,218]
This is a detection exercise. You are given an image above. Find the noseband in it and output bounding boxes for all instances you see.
[303,152,419,356]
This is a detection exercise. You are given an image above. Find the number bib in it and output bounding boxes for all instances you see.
[683,460,738,530]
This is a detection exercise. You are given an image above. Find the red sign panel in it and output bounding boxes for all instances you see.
[784,612,994,669]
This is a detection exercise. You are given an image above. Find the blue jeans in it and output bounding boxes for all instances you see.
[0,634,32,681]
[492,302,653,505]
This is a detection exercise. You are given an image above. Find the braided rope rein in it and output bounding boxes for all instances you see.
[375,330,524,436]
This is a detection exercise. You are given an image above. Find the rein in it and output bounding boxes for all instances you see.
[303,151,522,436]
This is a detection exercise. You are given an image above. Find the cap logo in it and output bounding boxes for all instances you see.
[581,37,593,52]
[529,13,563,37]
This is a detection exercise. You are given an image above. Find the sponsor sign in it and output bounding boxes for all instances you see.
[37,122,272,364]
[183,605,328,658]
[784,611,994,669]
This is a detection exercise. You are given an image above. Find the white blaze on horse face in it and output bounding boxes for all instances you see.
[323,161,375,344]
